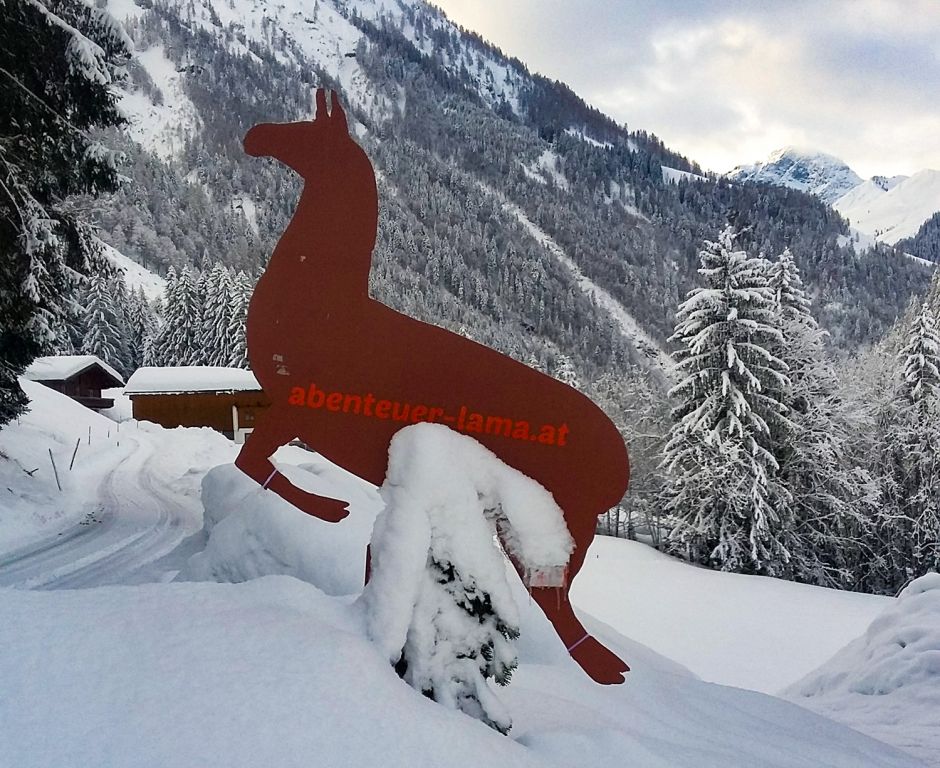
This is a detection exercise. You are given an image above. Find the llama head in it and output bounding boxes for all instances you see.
[243,89,361,176]
[244,88,378,255]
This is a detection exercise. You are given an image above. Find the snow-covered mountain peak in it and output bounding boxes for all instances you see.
[728,146,863,205]
[834,168,940,245]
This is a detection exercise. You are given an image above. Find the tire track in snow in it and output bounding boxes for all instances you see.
[0,435,191,589]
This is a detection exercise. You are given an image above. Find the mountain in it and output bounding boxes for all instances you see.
[729,147,940,257]
[728,146,863,205]
[834,170,940,246]
[94,0,930,395]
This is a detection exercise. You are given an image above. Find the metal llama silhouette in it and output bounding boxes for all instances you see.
[237,89,631,684]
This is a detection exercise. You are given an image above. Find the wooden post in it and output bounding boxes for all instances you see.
[232,404,239,442]
[48,449,61,491]
[69,438,80,470]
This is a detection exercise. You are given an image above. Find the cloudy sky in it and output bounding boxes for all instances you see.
[432,0,940,178]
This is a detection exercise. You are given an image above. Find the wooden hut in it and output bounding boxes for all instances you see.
[124,367,270,442]
[23,355,125,410]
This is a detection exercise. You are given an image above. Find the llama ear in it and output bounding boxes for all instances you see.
[329,90,348,134]
[315,88,328,122]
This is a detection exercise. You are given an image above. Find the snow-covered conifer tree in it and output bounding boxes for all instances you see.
[768,249,875,588]
[80,272,120,369]
[199,263,233,366]
[0,0,129,424]
[150,266,200,366]
[226,271,253,368]
[878,301,940,586]
[662,228,793,576]
[126,287,159,372]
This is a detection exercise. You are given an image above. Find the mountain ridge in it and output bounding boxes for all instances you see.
[729,146,940,254]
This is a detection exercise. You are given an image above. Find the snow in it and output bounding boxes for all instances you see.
[180,458,382,594]
[0,379,236,583]
[728,146,863,205]
[232,195,259,234]
[0,377,934,767]
[101,242,166,301]
[521,148,569,190]
[834,169,940,245]
[785,573,940,767]
[169,0,393,125]
[101,386,135,422]
[360,423,574,731]
[23,355,124,385]
[571,537,892,694]
[563,127,612,149]
[125,366,260,394]
[906,252,937,268]
[118,43,202,159]
[662,165,707,185]
[104,0,147,23]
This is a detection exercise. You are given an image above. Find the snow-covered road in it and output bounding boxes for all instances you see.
[0,434,192,589]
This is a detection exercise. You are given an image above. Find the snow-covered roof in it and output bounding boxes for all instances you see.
[23,355,124,386]
[125,366,261,395]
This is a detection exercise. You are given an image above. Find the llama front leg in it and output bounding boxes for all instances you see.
[235,411,349,523]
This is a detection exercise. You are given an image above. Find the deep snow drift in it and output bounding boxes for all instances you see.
[785,573,940,768]
[0,382,933,767]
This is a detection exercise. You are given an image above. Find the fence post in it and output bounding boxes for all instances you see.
[48,449,61,491]
[69,438,80,471]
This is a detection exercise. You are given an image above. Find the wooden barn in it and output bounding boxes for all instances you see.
[124,367,270,442]
[23,355,125,410]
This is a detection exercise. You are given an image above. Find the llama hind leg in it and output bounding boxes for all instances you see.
[531,512,629,684]
[235,410,349,523]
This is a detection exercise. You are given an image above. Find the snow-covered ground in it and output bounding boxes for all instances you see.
[101,242,166,301]
[834,170,940,245]
[571,537,891,694]
[0,382,934,767]
[785,574,940,768]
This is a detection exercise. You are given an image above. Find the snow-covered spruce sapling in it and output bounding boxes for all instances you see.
[360,423,573,735]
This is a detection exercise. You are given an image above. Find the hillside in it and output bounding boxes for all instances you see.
[93,0,929,371]
[0,381,933,768]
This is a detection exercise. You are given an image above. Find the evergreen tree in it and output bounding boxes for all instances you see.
[878,302,940,587]
[662,228,793,576]
[80,272,120,367]
[199,262,233,366]
[167,266,201,365]
[768,249,875,588]
[0,0,129,424]
[227,270,252,368]
[126,287,158,372]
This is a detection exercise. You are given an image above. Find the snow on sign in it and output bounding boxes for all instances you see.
[237,89,631,685]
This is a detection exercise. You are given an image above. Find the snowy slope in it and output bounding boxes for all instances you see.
[729,146,863,205]
[834,170,940,245]
[785,573,940,768]
[662,165,707,185]
[571,537,891,694]
[101,242,166,301]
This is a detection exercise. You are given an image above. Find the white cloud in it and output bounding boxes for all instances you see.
[432,0,940,177]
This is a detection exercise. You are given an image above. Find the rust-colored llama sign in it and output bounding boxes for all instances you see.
[237,89,631,684]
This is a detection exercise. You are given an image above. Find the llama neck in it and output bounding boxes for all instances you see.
[274,185,373,305]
